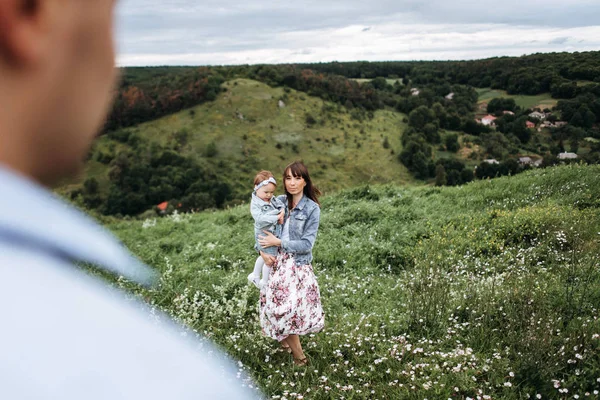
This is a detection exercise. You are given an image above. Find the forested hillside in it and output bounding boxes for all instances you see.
[62,51,600,216]
[64,80,412,216]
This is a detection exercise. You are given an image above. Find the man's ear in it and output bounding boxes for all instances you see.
[0,0,53,66]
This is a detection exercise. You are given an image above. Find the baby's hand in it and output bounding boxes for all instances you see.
[277,210,284,224]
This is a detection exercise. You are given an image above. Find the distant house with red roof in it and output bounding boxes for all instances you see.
[526,121,536,129]
[481,115,497,126]
[157,201,169,213]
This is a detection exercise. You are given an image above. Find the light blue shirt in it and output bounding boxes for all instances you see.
[0,166,258,399]
[281,218,290,243]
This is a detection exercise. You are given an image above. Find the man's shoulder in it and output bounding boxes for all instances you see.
[0,245,256,399]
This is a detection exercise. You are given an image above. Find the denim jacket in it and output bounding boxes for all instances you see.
[277,194,321,266]
[251,193,285,256]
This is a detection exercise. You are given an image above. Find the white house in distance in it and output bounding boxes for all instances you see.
[410,88,420,96]
[481,115,497,126]
[519,157,533,165]
[445,92,455,100]
[558,152,578,160]
[529,111,546,120]
[483,159,500,164]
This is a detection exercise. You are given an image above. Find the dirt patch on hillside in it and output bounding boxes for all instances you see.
[458,144,481,159]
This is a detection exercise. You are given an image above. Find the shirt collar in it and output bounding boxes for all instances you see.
[0,166,156,286]
[294,195,308,211]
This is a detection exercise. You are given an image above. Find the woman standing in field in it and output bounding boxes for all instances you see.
[257,161,325,366]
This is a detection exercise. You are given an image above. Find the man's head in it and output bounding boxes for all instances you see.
[0,0,118,186]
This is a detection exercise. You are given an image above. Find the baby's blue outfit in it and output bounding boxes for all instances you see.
[250,193,286,256]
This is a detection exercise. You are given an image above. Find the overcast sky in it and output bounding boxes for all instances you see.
[115,0,600,66]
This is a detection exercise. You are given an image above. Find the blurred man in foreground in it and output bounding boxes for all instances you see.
[0,1,257,398]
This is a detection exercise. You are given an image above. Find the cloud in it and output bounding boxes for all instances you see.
[549,36,571,45]
[115,0,600,66]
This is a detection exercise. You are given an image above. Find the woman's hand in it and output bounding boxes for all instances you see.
[259,230,282,248]
[277,210,285,225]
[260,251,277,266]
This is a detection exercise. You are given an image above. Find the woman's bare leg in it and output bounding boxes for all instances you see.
[286,335,307,364]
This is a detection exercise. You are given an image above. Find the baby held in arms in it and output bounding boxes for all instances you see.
[248,170,286,289]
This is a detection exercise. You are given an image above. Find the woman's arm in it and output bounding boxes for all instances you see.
[258,231,281,248]
[280,206,320,255]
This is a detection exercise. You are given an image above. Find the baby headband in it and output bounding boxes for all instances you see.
[254,177,277,192]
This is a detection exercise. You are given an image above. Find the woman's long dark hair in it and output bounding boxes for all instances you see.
[283,161,321,209]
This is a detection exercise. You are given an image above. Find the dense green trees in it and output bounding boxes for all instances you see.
[78,137,231,216]
[299,52,600,96]
[85,52,600,203]
[104,67,225,132]
[408,106,437,131]
[475,159,522,179]
[487,98,517,114]
[444,133,460,152]
[399,134,433,179]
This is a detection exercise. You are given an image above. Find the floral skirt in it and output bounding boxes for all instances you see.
[259,251,325,341]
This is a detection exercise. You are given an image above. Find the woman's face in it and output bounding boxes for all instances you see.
[285,172,306,196]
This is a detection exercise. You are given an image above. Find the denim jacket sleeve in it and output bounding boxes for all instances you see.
[281,205,320,255]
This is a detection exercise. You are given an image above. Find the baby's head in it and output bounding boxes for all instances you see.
[253,170,277,202]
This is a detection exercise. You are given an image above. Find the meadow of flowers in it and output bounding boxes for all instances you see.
[106,164,600,399]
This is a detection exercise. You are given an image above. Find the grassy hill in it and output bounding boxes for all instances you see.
[105,164,600,399]
[74,78,413,203]
[476,88,558,110]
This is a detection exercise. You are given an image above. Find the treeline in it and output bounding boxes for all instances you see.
[245,65,386,111]
[103,51,600,131]
[241,64,479,122]
[73,132,231,216]
[298,52,600,96]
[104,67,225,132]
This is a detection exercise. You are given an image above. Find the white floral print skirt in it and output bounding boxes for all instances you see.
[259,250,325,342]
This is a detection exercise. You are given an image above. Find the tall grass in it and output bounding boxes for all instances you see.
[108,164,600,399]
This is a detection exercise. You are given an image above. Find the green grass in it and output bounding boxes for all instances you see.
[476,88,558,110]
[104,164,600,399]
[73,79,413,201]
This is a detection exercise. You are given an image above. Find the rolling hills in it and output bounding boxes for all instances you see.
[69,78,414,206]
